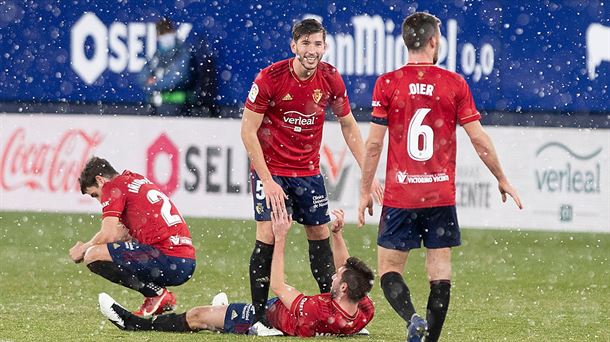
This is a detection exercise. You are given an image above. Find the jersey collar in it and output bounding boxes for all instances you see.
[405,62,435,66]
[289,58,318,84]
[332,299,359,320]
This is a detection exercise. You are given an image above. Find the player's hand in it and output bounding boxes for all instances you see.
[357,194,374,228]
[271,210,292,240]
[330,209,345,233]
[498,179,523,209]
[371,178,385,204]
[263,179,288,214]
[69,241,86,263]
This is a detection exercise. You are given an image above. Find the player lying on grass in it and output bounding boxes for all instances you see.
[99,209,375,337]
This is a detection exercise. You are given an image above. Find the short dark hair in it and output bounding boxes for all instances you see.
[156,18,175,35]
[292,18,326,42]
[402,12,440,51]
[79,157,118,194]
[341,257,374,302]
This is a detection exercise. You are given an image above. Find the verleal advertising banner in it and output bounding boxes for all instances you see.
[455,127,609,232]
[0,1,608,112]
[1,115,608,232]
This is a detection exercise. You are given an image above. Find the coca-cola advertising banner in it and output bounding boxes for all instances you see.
[1,114,608,232]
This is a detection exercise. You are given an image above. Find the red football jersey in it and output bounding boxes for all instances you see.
[266,293,374,337]
[101,171,195,259]
[372,63,481,208]
[245,58,351,177]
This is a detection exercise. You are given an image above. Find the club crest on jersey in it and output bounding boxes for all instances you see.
[312,89,323,104]
[256,203,264,214]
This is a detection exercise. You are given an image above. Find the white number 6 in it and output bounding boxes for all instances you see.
[407,108,434,161]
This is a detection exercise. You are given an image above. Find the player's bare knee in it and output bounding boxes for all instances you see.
[83,245,111,264]
[256,221,274,244]
[83,246,100,264]
[304,225,329,240]
[378,256,406,275]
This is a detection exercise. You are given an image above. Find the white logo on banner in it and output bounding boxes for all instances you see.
[320,15,495,82]
[586,23,610,80]
[70,12,192,84]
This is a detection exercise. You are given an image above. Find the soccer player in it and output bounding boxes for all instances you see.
[98,209,375,337]
[357,12,523,342]
[240,18,382,334]
[69,156,196,317]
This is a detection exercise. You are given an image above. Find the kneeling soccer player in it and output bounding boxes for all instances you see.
[99,209,375,337]
[70,157,196,317]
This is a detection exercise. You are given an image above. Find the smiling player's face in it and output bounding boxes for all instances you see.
[291,32,326,72]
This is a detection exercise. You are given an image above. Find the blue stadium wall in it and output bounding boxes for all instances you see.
[0,1,608,124]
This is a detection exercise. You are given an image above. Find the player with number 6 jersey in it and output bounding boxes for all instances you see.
[69,156,196,318]
[371,60,480,209]
[358,12,522,342]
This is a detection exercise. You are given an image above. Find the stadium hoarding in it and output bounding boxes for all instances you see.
[0,1,608,113]
[1,114,608,233]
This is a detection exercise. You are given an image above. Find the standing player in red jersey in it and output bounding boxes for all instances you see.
[357,12,523,342]
[98,209,375,337]
[240,18,382,334]
[69,156,196,317]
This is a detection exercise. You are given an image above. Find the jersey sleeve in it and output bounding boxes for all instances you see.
[244,71,272,114]
[292,295,322,337]
[456,77,481,125]
[371,75,389,125]
[101,181,126,219]
[329,71,351,118]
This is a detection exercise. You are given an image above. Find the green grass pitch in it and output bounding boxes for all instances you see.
[0,211,608,341]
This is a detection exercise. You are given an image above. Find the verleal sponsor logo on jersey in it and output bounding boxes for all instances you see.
[282,111,317,132]
[396,171,450,184]
[371,101,381,107]
[586,23,610,80]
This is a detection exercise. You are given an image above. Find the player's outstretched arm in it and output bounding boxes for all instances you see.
[338,113,385,203]
[358,123,388,227]
[269,211,302,309]
[463,121,523,209]
[241,108,287,212]
[329,209,350,270]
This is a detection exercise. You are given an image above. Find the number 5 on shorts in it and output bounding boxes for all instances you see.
[255,180,265,200]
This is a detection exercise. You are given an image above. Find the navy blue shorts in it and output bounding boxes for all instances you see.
[107,241,195,286]
[223,298,279,334]
[251,171,330,226]
[377,205,461,251]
